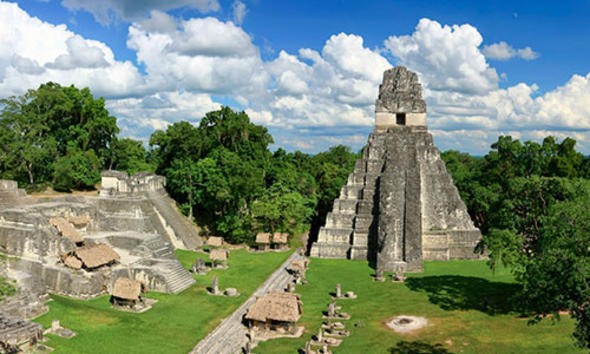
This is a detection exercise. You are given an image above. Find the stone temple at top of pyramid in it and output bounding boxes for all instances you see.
[310,66,481,273]
[375,66,427,131]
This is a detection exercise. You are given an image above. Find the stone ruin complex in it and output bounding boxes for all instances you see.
[310,66,481,272]
[0,171,202,302]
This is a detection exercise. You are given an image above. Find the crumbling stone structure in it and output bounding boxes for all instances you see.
[0,171,201,299]
[310,66,481,272]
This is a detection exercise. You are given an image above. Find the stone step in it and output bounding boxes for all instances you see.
[153,246,174,258]
[157,261,195,293]
[325,212,354,229]
[356,200,374,215]
[349,246,368,260]
[310,242,350,258]
[361,188,375,200]
[351,232,369,247]
[348,172,367,185]
[340,184,362,199]
[353,214,373,230]
[332,199,358,214]
[316,227,352,244]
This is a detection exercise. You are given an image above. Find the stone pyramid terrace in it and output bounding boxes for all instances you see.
[311,66,481,272]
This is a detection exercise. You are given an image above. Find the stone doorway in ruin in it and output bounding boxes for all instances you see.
[396,113,406,125]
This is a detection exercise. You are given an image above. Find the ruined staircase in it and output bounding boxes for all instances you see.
[141,237,175,259]
[147,191,201,250]
[158,261,195,294]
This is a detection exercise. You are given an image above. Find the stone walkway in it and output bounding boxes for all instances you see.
[190,251,303,354]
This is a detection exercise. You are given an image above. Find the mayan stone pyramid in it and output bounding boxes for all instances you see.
[310,66,481,272]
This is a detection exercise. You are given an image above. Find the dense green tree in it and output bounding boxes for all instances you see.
[252,183,314,237]
[443,135,590,349]
[150,107,272,243]
[109,138,155,175]
[0,82,120,189]
[520,192,590,349]
[53,147,101,191]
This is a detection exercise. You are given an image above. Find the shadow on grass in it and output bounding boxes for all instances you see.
[405,275,522,315]
[389,340,452,354]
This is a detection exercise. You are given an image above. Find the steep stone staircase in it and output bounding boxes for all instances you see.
[146,191,201,250]
[158,261,195,294]
[311,133,386,260]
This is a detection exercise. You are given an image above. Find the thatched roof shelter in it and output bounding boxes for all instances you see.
[49,217,84,244]
[72,243,120,269]
[209,249,228,261]
[67,215,90,228]
[112,278,142,301]
[206,236,224,247]
[272,233,289,244]
[245,292,302,323]
[255,233,271,244]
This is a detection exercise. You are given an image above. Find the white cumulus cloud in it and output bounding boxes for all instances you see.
[0,2,143,97]
[232,0,247,25]
[385,18,499,95]
[127,14,267,96]
[483,41,539,60]
[61,0,220,25]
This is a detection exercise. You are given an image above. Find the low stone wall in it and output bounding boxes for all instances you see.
[8,259,106,298]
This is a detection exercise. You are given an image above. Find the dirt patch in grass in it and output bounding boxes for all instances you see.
[386,315,429,334]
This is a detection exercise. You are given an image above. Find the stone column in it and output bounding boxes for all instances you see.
[211,276,219,295]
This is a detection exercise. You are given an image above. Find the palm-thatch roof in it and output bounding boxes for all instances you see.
[209,249,228,261]
[245,292,302,323]
[272,233,289,244]
[73,243,120,269]
[255,233,271,244]
[63,255,83,269]
[206,236,224,247]
[112,277,142,301]
[49,217,83,243]
[67,215,91,227]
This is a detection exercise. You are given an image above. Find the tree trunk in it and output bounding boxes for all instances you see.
[26,162,34,185]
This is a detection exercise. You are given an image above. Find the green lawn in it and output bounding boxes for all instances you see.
[34,248,292,354]
[255,259,584,354]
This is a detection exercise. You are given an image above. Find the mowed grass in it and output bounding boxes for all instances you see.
[256,259,584,354]
[34,248,292,354]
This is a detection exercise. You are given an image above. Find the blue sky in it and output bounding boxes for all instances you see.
[2,0,590,154]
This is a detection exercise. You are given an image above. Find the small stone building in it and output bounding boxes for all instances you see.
[206,236,224,247]
[110,278,144,309]
[271,233,289,250]
[255,233,271,251]
[62,243,120,270]
[245,292,302,333]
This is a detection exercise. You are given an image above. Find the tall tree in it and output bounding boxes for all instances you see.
[0,82,121,190]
